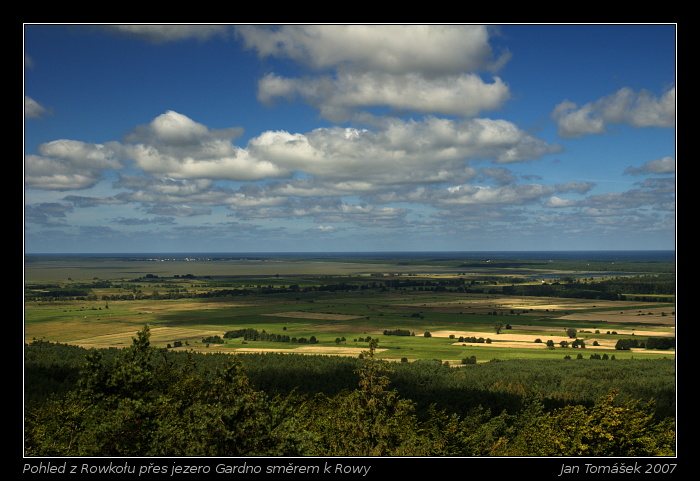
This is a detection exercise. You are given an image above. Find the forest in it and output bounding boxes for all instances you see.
[25,325,675,457]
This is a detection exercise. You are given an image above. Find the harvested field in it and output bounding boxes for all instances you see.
[400,297,664,312]
[71,327,226,349]
[435,329,667,351]
[128,301,256,312]
[432,329,567,341]
[507,324,674,337]
[554,307,675,325]
[25,320,147,344]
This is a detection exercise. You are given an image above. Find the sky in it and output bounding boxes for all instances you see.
[23,24,676,253]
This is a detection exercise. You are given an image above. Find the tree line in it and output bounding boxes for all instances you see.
[502,274,675,301]
[223,328,318,344]
[26,272,675,304]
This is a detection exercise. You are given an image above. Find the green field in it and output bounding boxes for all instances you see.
[24,254,675,363]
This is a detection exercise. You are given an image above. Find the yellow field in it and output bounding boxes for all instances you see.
[70,326,227,349]
[432,329,671,353]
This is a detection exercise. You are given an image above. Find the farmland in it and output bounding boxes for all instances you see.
[25,252,675,363]
[24,251,676,457]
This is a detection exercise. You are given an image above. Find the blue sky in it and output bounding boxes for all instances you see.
[24,24,676,253]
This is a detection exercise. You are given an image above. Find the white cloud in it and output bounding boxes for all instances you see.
[293,202,409,228]
[545,196,578,208]
[478,167,517,186]
[242,25,511,122]
[136,110,211,145]
[23,25,676,251]
[258,71,510,121]
[367,183,554,210]
[247,116,558,184]
[25,96,49,119]
[552,86,675,138]
[624,156,675,175]
[143,204,211,217]
[237,25,504,75]
[555,182,595,194]
[25,140,122,191]
[124,110,244,147]
[438,183,554,206]
[25,111,560,211]
[124,111,287,181]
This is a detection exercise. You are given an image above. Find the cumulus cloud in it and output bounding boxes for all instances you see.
[237,25,505,75]
[24,58,50,119]
[291,202,410,228]
[555,182,595,194]
[25,109,563,232]
[25,96,50,119]
[231,197,410,229]
[552,86,675,138]
[545,196,578,208]
[240,25,511,121]
[437,183,554,206]
[24,202,73,226]
[123,111,286,181]
[367,183,555,211]
[584,186,672,212]
[108,112,558,191]
[113,216,175,226]
[124,110,245,147]
[143,204,211,217]
[535,177,675,239]
[477,167,517,186]
[25,140,122,190]
[624,156,675,175]
[23,25,676,249]
[248,116,558,184]
[258,71,510,122]
[63,195,127,208]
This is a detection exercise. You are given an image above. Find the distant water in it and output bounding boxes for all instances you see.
[25,250,675,263]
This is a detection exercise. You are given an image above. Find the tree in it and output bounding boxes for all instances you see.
[306,340,431,456]
[25,325,310,456]
[615,338,640,350]
[507,390,676,456]
[494,321,504,334]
